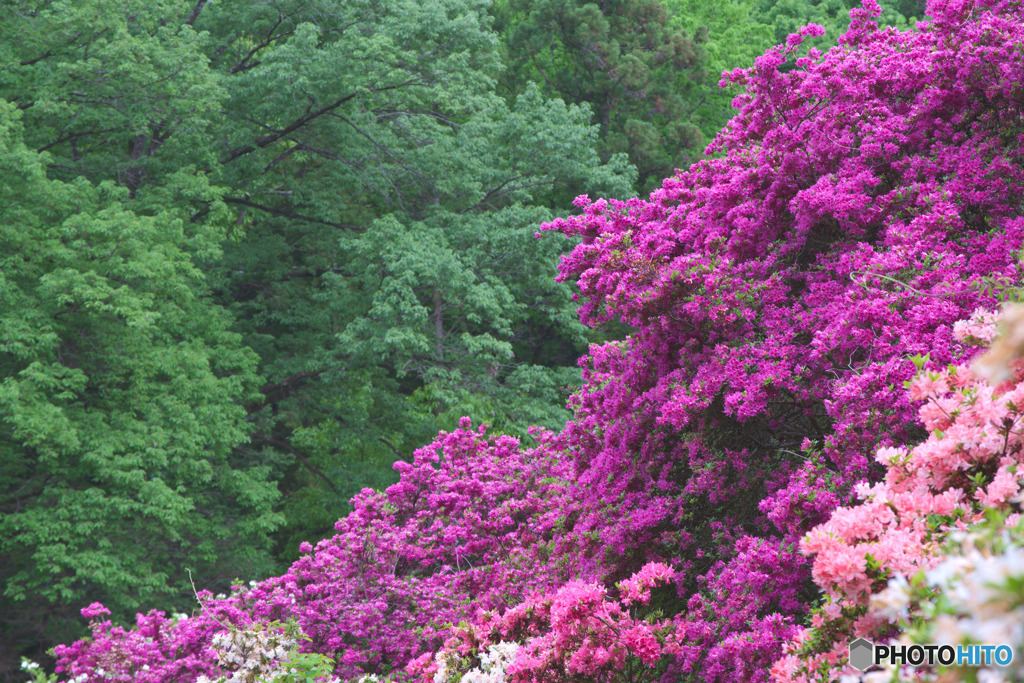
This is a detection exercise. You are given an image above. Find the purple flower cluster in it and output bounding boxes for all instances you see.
[52,0,1024,680]
[55,422,579,681]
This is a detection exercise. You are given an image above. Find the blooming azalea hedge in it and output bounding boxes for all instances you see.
[52,425,583,682]
[48,0,1024,681]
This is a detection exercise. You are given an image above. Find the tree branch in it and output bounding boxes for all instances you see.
[247,370,321,413]
[254,435,340,495]
[184,0,207,26]
[223,196,368,231]
[221,92,359,163]
[221,77,435,165]
[378,437,403,459]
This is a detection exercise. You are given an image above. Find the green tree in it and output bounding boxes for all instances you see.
[668,0,775,142]
[755,0,919,47]
[1,0,635,575]
[194,0,636,553]
[0,0,225,207]
[493,0,708,192]
[0,100,280,673]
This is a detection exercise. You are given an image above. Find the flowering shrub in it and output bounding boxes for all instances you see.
[53,423,578,681]
[542,0,1024,676]
[194,620,339,683]
[891,518,1024,682]
[418,563,675,683]
[54,601,339,683]
[49,0,1024,681]
[429,642,521,683]
[52,602,224,683]
[20,659,56,683]
[777,518,1024,683]
[773,306,1024,681]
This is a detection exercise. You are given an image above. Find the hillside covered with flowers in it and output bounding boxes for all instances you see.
[38,0,1024,681]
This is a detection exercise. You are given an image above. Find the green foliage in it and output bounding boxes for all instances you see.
[755,0,918,47]
[0,101,280,660]
[0,0,635,590]
[18,659,57,683]
[201,0,636,555]
[0,0,226,204]
[494,0,707,192]
[668,0,775,142]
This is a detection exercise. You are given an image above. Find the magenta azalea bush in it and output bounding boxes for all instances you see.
[50,0,1024,680]
[53,423,581,681]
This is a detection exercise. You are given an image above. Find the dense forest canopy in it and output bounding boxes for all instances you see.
[4,0,1021,682]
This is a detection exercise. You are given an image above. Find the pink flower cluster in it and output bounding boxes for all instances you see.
[53,605,224,682]
[773,308,1024,681]
[415,562,676,683]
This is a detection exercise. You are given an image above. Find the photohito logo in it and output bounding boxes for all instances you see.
[848,639,1014,671]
